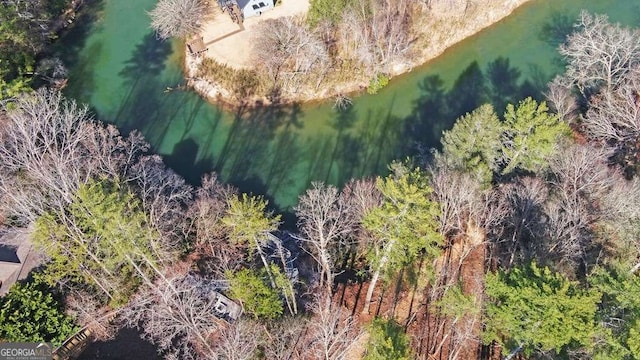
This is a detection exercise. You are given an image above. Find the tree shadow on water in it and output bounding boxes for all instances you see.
[119,33,172,80]
[114,33,173,131]
[539,13,578,71]
[163,138,213,185]
[540,13,576,50]
[161,98,306,214]
[404,57,548,154]
[449,61,489,121]
[487,57,521,111]
[62,41,102,104]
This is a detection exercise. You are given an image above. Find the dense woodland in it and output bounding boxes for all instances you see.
[1,5,640,360]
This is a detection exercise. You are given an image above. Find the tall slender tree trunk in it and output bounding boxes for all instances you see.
[84,271,115,301]
[362,266,381,314]
[274,239,298,314]
[504,344,523,360]
[254,236,276,288]
[362,239,395,314]
[320,250,333,297]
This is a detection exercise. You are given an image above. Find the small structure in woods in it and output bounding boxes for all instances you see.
[199,278,243,321]
[211,291,243,321]
[187,36,208,57]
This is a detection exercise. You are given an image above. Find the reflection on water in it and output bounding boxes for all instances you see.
[57,0,639,212]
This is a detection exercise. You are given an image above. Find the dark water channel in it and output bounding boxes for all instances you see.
[58,0,639,212]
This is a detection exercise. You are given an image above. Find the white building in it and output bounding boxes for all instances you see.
[237,0,274,18]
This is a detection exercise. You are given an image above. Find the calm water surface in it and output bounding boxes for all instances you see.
[59,0,639,210]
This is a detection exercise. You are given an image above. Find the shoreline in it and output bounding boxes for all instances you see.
[186,0,533,108]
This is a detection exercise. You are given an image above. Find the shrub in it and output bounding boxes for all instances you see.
[367,73,389,94]
[227,268,283,319]
[0,280,78,346]
[364,318,411,360]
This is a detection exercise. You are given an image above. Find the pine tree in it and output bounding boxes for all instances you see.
[364,318,411,360]
[589,265,640,359]
[227,268,283,320]
[500,98,570,174]
[361,165,443,314]
[222,193,281,286]
[33,179,163,306]
[484,262,600,356]
[440,104,503,185]
[0,280,77,346]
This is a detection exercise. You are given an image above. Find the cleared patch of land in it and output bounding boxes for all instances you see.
[199,0,310,69]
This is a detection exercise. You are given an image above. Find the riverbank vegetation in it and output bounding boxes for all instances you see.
[1,8,640,360]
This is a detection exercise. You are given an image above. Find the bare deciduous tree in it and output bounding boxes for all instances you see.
[428,164,484,238]
[305,295,363,360]
[122,274,222,360]
[0,89,146,226]
[559,11,640,95]
[187,173,240,277]
[148,0,211,40]
[341,178,382,221]
[601,177,640,268]
[295,182,355,295]
[212,320,263,360]
[65,288,119,341]
[544,144,620,271]
[338,0,414,72]
[130,155,194,257]
[425,280,482,360]
[581,79,640,170]
[584,83,640,143]
[545,75,578,123]
[340,178,383,259]
[495,177,548,267]
[262,317,308,360]
[252,16,329,89]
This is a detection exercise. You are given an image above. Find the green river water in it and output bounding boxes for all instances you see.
[58,0,639,212]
